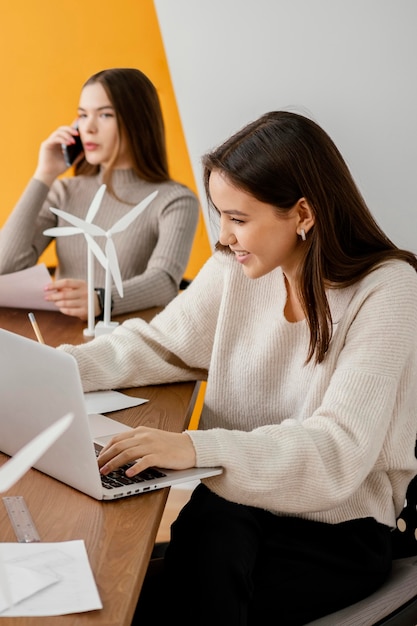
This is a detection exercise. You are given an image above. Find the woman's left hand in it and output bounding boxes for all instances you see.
[97,426,197,477]
[44,278,100,320]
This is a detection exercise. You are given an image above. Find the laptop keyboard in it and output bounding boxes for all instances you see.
[94,445,167,490]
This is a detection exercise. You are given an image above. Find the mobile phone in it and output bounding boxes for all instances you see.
[61,127,83,168]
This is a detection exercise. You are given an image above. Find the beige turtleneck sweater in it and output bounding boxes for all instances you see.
[0,169,199,314]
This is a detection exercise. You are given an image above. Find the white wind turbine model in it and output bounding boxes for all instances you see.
[44,184,107,337]
[44,187,158,337]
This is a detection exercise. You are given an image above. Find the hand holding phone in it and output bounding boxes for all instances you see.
[61,125,83,167]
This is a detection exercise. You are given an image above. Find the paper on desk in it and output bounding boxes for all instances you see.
[0,541,102,616]
[84,389,148,414]
[0,557,58,613]
[0,264,59,311]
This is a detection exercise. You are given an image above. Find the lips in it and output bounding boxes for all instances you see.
[230,249,251,264]
[84,143,98,151]
[230,249,249,256]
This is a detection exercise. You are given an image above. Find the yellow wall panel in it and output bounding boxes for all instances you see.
[0,0,211,278]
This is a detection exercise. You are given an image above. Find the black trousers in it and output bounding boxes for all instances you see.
[133,483,392,626]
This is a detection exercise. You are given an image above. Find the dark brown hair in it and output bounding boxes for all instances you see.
[202,110,417,364]
[74,68,170,196]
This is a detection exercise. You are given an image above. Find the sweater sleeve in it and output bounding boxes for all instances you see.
[0,178,57,273]
[57,252,226,391]
[110,185,199,315]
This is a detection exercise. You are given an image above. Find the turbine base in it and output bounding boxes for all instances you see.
[94,321,119,337]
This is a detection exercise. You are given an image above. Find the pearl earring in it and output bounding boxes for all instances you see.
[300,228,306,241]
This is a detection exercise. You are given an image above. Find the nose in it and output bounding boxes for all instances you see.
[218,217,237,246]
[83,116,97,134]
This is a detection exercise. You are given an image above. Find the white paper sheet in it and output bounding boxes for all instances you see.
[0,264,59,311]
[0,559,59,613]
[0,541,102,616]
[84,390,148,414]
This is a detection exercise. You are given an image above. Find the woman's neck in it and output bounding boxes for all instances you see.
[283,274,305,322]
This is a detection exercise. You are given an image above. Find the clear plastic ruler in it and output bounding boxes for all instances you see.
[2,495,41,542]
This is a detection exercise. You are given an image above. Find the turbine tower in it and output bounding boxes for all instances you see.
[44,187,158,336]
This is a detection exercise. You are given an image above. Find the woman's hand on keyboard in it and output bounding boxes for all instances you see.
[97,426,196,477]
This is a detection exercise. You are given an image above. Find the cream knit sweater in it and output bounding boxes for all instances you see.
[59,252,417,527]
[0,169,199,314]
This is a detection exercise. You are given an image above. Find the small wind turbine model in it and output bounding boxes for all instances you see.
[44,184,107,336]
[44,187,158,337]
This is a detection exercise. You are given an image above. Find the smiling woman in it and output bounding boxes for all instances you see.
[0,68,200,322]
[209,169,314,286]
[57,110,417,625]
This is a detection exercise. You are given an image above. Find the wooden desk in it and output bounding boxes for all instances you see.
[0,307,199,625]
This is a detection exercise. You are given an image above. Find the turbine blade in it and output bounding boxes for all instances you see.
[85,234,107,269]
[85,184,107,223]
[43,227,82,236]
[0,413,73,493]
[50,207,104,236]
[105,238,123,297]
[109,190,158,234]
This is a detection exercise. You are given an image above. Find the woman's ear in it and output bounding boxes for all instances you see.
[296,197,315,235]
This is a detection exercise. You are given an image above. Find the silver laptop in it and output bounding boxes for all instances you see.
[0,329,222,500]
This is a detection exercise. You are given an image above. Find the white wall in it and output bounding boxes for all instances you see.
[155,0,417,251]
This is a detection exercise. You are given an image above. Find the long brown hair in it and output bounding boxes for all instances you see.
[74,68,170,196]
[202,111,417,364]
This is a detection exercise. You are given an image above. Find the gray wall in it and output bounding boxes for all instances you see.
[155,0,417,251]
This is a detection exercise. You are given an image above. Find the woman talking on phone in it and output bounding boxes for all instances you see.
[0,68,199,320]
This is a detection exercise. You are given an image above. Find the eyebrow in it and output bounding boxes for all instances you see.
[209,198,249,217]
[77,105,114,112]
[220,209,249,216]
